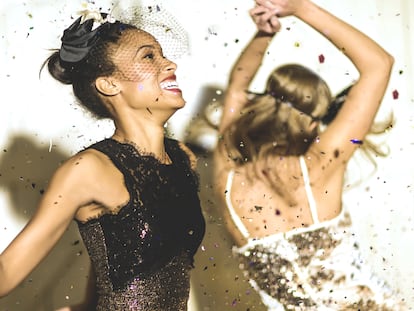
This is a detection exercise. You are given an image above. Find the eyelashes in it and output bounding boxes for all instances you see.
[143,53,155,60]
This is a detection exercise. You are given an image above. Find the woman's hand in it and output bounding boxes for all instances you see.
[254,0,306,17]
[249,5,281,34]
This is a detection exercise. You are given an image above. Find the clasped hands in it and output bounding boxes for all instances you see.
[250,0,306,34]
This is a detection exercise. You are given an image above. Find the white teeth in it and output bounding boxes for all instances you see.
[160,80,179,89]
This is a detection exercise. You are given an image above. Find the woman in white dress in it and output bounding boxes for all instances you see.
[213,0,407,309]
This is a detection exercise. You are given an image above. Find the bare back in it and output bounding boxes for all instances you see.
[214,0,393,247]
[213,151,345,246]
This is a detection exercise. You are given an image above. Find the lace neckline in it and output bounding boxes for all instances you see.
[108,137,173,166]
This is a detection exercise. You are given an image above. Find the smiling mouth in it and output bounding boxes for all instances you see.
[160,80,180,90]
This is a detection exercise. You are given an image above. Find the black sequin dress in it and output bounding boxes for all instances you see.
[75,138,206,311]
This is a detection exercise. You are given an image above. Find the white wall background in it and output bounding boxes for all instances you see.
[0,0,413,310]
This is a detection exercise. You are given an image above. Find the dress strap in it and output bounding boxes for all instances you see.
[225,170,250,239]
[299,156,319,224]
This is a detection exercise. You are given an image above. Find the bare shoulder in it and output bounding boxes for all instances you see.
[56,148,109,182]
[212,147,236,194]
[47,148,115,206]
[212,141,234,172]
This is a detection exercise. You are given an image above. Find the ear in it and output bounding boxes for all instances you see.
[95,77,121,96]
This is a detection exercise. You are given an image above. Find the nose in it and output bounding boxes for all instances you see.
[161,57,177,73]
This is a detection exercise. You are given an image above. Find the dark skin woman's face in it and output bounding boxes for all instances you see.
[108,29,185,112]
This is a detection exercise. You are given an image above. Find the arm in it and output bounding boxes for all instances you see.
[258,0,394,165]
[218,6,281,133]
[0,153,99,297]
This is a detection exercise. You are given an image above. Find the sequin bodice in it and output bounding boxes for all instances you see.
[226,157,407,310]
[234,210,407,310]
[76,138,205,310]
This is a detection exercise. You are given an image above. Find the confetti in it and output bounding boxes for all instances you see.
[208,27,217,36]
[350,139,363,145]
[318,54,325,63]
[392,89,399,100]
[254,205,263,211]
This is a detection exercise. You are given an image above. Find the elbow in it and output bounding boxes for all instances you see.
[0,280,15,298]
[364,51,394,80]
[0,289,11,299]
[0,264,5,298]
[383,52,395,73]
[0,263,13,298]
[378,51,394,75]
[0,283,13,299]
[0,286,12,299]
[356,51,394,82]
[386,52,395,65]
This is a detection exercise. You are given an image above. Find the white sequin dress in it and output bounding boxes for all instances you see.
[225,156,407,310]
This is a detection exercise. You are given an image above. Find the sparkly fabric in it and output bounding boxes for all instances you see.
[226,158,407,311]
[76,138,205,310]
[234,210,408,310]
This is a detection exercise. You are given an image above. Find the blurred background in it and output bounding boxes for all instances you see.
[0,0,413,310]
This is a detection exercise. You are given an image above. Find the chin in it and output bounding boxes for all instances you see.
[174,98,186,109]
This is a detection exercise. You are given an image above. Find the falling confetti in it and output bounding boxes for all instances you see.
[208,27,218,36]
[254,205,263,211]
[318,54,325,63]
[350,139,363,145]
[392,89,399,100]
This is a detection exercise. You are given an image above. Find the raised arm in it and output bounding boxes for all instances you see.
[258,0,394,164]
[218,6,281,133]
[0,153,98,297]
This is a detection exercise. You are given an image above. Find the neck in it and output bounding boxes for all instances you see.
[112,124,171,164]
[113,133,171,164]
[110,105,175,162]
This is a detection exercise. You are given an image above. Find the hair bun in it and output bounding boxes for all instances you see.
[42,51,74,85]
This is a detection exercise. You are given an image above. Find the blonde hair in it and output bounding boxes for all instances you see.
[221,63,392,168]
[222,64,331,163]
